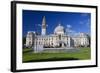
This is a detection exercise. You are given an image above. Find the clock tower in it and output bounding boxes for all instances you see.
[41,16,47,35]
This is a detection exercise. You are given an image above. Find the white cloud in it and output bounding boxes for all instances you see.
[66,24,71,28]
[79,18,90,28]
[65,24,81,36]
[65,27,78,36]
[79,21,84,25]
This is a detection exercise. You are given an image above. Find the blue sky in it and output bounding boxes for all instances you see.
[23,10,91,36]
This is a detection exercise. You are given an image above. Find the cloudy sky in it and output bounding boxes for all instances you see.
[23,10,91,36]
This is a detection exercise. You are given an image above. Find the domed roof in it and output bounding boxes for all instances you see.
[54,23,65,35]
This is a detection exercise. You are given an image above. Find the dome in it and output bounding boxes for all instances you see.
[54,23,65,35]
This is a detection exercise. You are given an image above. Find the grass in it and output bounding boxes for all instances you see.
[22,47,91,63]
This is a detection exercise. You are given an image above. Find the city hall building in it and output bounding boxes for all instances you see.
[25,16,89,52]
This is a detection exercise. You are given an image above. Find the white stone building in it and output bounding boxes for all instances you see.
[25,16,90,52]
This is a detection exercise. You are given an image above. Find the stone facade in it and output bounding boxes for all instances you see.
[26,32,89,48]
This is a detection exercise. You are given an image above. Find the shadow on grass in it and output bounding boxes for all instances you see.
[23,57,79,63]
[23,50,32,53]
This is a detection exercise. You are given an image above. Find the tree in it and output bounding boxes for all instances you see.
[87,34,91,47]
[23,36,26,48]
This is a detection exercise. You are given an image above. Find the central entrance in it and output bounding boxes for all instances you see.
[58,40,67,47]
[59,43,62,47]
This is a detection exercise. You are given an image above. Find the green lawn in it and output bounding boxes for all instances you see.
[22,47,91,63]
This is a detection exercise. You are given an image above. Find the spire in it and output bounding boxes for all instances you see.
[42,16,46,25]
[41,16,46,35]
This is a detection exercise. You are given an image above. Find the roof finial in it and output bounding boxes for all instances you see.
[58,22,61,26]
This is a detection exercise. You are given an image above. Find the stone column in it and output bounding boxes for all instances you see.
[68,37,70,47]
[33,39,37,53]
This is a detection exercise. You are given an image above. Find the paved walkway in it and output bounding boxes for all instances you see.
[43,47,80,53]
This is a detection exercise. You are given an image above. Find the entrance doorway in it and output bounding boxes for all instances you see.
[59,43,62,47]
[58,41,67,47]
